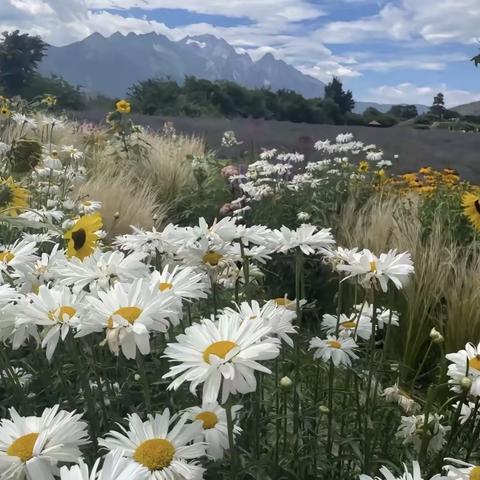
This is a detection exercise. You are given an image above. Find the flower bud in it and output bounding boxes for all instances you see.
[319,405,330,415]
[113,211,120,219]
[280,376,293,391]
[134,373,141,381]
[153,214,159,222]
[460,376,472,391]
[429,327,443,343]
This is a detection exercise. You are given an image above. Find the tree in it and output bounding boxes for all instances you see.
[387,104,418,120]
[324,77,355,115]
[0,30,47,96]
[430,93,446,119]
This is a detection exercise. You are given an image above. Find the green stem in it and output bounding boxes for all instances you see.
[225,397,237,480]
[136,352,152,413]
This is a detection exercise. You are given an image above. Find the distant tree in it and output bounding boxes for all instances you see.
[23,75,84,110]
[0,30,47,96]
[430,92,446,119]
[324,77,355,115]
[387,104,418,120]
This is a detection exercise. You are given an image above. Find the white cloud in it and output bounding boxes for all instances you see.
[368,82,480,107]
[316,0,480,45]
[85,0,325,22]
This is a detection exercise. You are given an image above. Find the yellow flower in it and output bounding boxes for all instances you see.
[42,95,57,107]
[0,177,29,216]
[0,106,11,119]
[419,166,433,175]
[116,100,131,114]
[462,192,480,230]
[358,161,369,173]
[64,213,103,260]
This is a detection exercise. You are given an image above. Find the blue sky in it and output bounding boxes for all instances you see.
[2,0,480,106]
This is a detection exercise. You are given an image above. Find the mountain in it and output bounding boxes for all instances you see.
[354,101,429,115]
[39,32,325,99]
[451,101,480,116]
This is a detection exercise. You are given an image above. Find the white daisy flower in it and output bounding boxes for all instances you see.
[0,296,40,349]
[360,461,424,480]
[273,224,335,256]
[222,300,297,347]
[59,450,149,480]
[19,207,64,224]
[99,409,206,480]
[309,335,358,367]
[150,265,210,301]
[321,312,372,340]
[61,145,84,161]
[78,279,179,359]
[163,316,280,403]
[186,402,241,460]
[446,342,480,396]
[441,458,480,479]
[452,401,478,425]
[272,295,307,311]
[382,381,419,414]
[0,240,38,284]
[355,303,400,329]
[336,249,414,292]
[78,200,102,214]
[396,413,449,455]
[114,226,167,257]
[53,249,149,293]
[17,285,82,361]
[0,405,89,480]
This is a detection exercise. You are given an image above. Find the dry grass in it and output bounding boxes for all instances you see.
[75,170,164,238]
[337,192,465,377]
[86,128,205,216]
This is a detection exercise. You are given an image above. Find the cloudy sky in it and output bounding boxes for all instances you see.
[2,0,480,106]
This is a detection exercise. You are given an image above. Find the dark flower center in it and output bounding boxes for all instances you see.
[72,228,86,250]
[0,185,13,207]
[475,200,480,215]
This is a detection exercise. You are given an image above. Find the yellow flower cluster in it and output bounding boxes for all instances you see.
[383,167,460,196]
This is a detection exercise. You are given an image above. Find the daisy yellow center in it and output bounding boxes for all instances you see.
[203,251,223,266]
[327,340,342,349]
[159,282,173,292]
[7,432,39,462]
[196,411,218,429]
[274,297,289,306]
[48,305,76,322]
[107,306,143,328]
[71,228,86,251]
[470,467,480,480]
[0,251,14,263]
[469,355,480,371]
[133,438,175,471]
[369,261,377,273]
[203,340,237,364]
[340,321,357,329]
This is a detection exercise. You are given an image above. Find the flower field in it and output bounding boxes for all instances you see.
[1,96,480,480]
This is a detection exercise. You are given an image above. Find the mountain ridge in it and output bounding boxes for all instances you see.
[39,31,326,99]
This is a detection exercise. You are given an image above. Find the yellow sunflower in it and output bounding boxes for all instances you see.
[116,99,131,114]
[0,177,29,216]
[64,213,103,260]
[358,161,369,173]
[462,192,480,230]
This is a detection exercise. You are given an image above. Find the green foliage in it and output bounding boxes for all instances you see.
[128,76,355,125]
[23,74,85,110]
[363,107,398,127]
[7,138,42,173]
[0,30,47,96]
[387,104,418,120]
[324,77,355,114]
[430,92,446,119]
